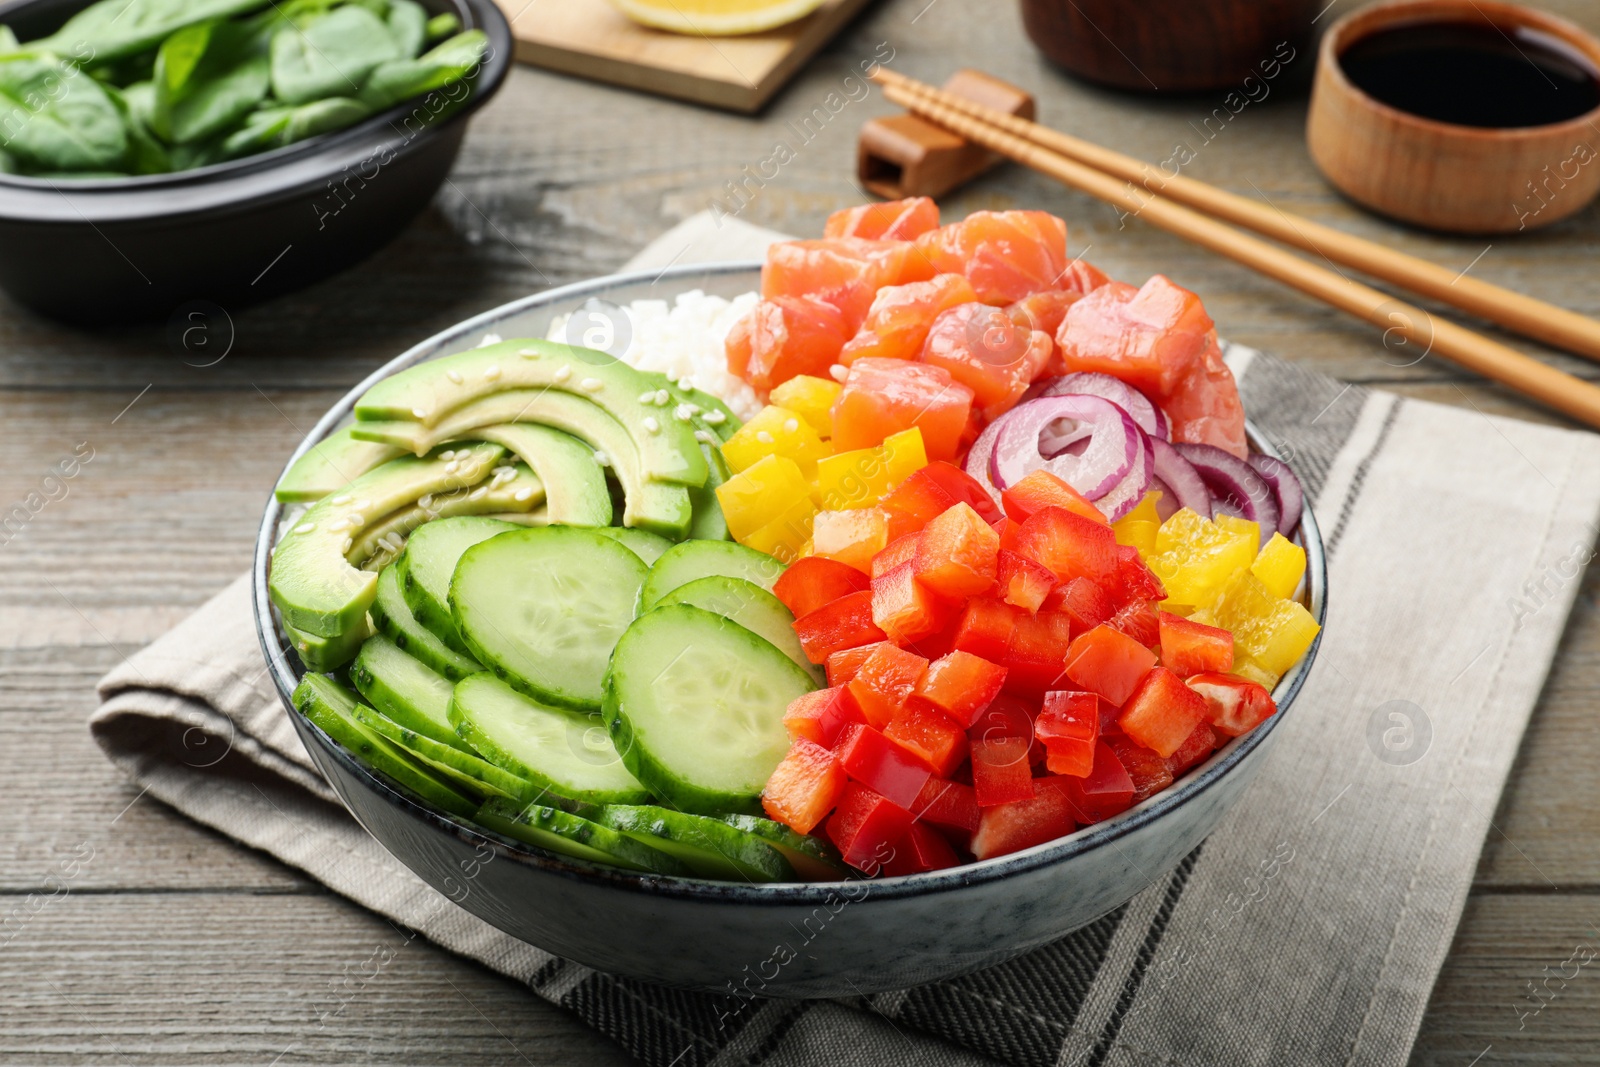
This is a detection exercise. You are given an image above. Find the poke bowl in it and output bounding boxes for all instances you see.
[253,204,1326,996]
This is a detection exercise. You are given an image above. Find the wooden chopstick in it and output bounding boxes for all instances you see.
[871,72,1600,431]
[874,68,1600,367]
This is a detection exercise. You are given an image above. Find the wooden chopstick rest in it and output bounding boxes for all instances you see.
[859,70,1034,199]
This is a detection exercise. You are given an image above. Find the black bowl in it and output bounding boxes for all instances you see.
[0,0,512,323]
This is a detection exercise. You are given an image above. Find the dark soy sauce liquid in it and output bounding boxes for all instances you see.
[1339,21,1600,128]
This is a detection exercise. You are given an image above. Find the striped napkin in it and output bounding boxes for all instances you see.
[91,214,1600,1067]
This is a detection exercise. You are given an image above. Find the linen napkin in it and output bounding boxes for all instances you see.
[93,213,1600,1067]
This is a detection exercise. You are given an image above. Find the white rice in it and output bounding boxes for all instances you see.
[547,289,762,422]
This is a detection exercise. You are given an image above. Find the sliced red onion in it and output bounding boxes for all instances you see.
[990,395,1138,498]
[1094,431,1154,521]
[1247,454,1304,536]
[965,417,1006,510]
[1036,373,1170,439]
[1175,443,1278,544]
[1150,438,1212,519]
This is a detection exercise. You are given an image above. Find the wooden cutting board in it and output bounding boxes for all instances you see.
[491,0,880,112]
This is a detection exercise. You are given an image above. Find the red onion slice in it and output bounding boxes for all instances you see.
[1175,442,1279,544]
[991,395,1138,498]
[1247,454,1304,536]
[965,417,1006,510]
[1035,372,1169,440]
[1150,438,1212,519]
[1094,431,1154,522]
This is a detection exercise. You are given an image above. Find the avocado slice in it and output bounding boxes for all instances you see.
[275,427,408,503]
[470,424,612,527]
[284,616,373,672]
[636,371,742,443]
[269,443,506,638]
[349,462,545,569]
[688,441,730,542]
[353,340,708,488]
[350,390,692,538]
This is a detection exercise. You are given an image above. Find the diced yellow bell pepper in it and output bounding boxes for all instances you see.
[716,454,810,541]
[813,428,927,511]
[769,376,842,438]
[1121,490,1163,526]
[743,495,818,564]
[1230,655,1279,690]
[1149,508,1258,612]
[1112,491,1162,557]
[720,405,830,478]
[812,508,889,573]
[1204,570,1321,680]
[1214,513,1261,548]
[1251,533,1307,600]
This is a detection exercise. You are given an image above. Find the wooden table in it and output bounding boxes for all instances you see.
[3,2,1597,1063]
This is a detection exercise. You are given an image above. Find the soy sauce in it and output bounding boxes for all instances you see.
[1339,21,1600,128]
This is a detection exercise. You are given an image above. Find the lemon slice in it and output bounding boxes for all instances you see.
[610,0,827,36]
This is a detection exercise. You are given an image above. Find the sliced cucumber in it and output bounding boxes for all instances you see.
[349,701,533,802]
[451,527,647,710]
[474,797,691,875]
[640,540,786,611]
[658,575,822,685]
[369,564,483,681]
[275,427,406,503]
[589,526,674,565]
[597,804,794,882]
[350,633,468,751]
[285,616,372,672]
[449,673,649,804]
[720,814,850,881]
[397,516,518,652]
[471,424,613,527]
[603,605,815,815]
[292,673,477,818]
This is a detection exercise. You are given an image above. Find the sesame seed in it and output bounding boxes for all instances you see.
[685,403,701,415]
[514,488,534,502]
[639,390,657,404]
[439,449,455,460]
[330,494,352,506]
[694,430,716,444]
[642,417,661,435]
[580,377,604,393]
[412,407,429,419]
[293,522,315,535]
[655,389,670,405]
[340,537,352,553]
[519,348,540,359]
[355,500,371,510]
[554,365,572,383]
[756,430,774,444]
[445,369,464,384]
[469,487,488,501]
[478,333,502,347]
[593,450,610,467]
[347,514,365,527]
[484,365,501,381]
[418,494,433,509]
[705,410,726,425]
[675,405,694,422]
[783,418,799,434]
[828,364,848,382]
[677,378,694,390]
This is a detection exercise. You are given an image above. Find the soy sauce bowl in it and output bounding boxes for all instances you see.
[252,262,1329,996]
[0,0,511,324]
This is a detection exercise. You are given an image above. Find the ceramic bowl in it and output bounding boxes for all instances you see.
[252,263,1328,996]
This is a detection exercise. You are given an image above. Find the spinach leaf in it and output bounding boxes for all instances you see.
[0,51,127,171]
[33,0,272,65]
[151,18,271,144]
[358,29,485,111]
[221,95,368,158]
[0,26,20,56]
[0,146,15,172]
[103,82,168,173]
[387,0,428,59]
[270,5,399,106]
[424,13,460,42]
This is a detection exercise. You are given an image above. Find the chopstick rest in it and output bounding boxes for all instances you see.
[858,70,1034,199]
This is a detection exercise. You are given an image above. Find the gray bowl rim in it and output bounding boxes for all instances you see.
[252,260,1328,906]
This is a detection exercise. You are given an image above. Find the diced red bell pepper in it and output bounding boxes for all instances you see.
[870,532,919,579]
[783,686,867,747]
[971,776,1078,860]
[1119,666,1209,758]
[879,467,959,539]
[826,782,915,874]
[1001,610,1076,696]
[1111,544,1166,604]
[1063,624,1158,706]
[871,561,958,645]
[970,736,1035,807]
[1158,612,1234,677]
[1050,576,1116,631]
[1035,690,1099,777]
[762,739,846,834]
[1062,742,1136,824]
[1015,506,1118,583]
[992,515,1024,553]
[884,698,969,778]
[1186,672,1277,737]
[968,693,1039,746]
[914,503,1000,598]
[773,556,871,619]
[998,549,1056,613]
[883,821,963,875]
[920,461,1003,523]
[793,590,886,664]
[916,649,1008,728]
[846,643,929,728]
[1001,469,1109,527]
[826,642,882,687]
[913,776,982,832]
[1106,735,1174,803]
[952,598,1020,663]
[1165,721,1218,778]
[1108,599,1161,648]
[834,722,933,808]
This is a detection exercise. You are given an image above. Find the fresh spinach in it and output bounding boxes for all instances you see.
[103,82,168,173]
[221,95,368,157]
[35,0,272,64]
[387,0,428,59]
[424,13,460,42]
[151,18,271,143]
[358,28,484,111]
[0,51,127,171]
[0,26,19,55]
[271,4,398,106]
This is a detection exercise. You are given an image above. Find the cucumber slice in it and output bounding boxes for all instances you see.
[275,427,406,503]
[658,575,822,685]
[590,526,674,565]
[284,615,372,672]
[603,605,815,815]
[449,673,649,804]
[640,540,786,611]
[292,673,477,818]
[471,424,613,527]
[720,814,850,881]
[397,516,518,652]
[451,527,647,710]
[474,797,691,875]
[369,565,483,680]
[349,463,545,568]
[350,633,469,751]
[597,804,794,882]
[349,702,534,802]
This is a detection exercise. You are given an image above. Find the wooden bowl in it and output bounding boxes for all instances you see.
[1307,0,1600,234]
[1019,0,1318,94]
